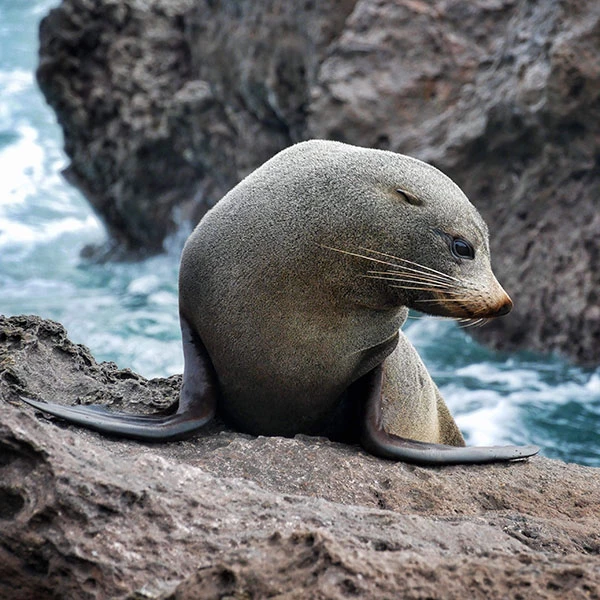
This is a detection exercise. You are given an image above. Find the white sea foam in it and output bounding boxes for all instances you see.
[454,362,600,407]
[452,393,517,447]
[150,290,178,307]
[127,274,164,296]
[0,125,46,204]
[454,363,542,390]
[0,214,100,248]
[0,69,33,103]
[584,372,600,394]
[30,1,60,17]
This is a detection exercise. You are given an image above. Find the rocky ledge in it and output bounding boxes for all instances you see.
[36,0,600,366]
[1,315,599,599]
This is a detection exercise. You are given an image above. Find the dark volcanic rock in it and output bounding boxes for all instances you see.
[36,0,600,362]
[36,0,356,256]
[37,0,201,255]
[1,315,599,599]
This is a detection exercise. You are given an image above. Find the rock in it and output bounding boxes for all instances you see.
[36,0,356,257]
[1,315,599,599]
[36,0,600,361]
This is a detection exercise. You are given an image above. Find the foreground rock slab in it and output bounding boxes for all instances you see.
[1,316,599,599]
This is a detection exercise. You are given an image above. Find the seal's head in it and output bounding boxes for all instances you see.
[290,141,513,321]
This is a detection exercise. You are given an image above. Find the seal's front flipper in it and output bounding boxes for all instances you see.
[357,366,539,466]
[20,315,218,442]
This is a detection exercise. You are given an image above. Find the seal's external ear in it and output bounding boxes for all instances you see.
[396,188,423,206]
[20,314,218,441]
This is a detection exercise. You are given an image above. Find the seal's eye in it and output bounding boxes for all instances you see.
[451,238,475,260]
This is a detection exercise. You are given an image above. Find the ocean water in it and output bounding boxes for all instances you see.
[1,1,599,466]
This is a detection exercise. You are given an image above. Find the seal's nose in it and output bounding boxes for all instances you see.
[493,295,513,317]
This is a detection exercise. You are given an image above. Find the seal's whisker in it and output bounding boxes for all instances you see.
[414,298,476,303]
[458,319,478,328]
[408,315,488,330]
[458,318,489,328]
[369,277,456,291]
[393,288,454,293]
[386,270,478,292]
[321,245,410,271]
[366,269,457,288]
[389,259,465,285]
[363,274,455,290]
[406,315,457,321]
[359,247,464,284]
[364,260,458,281]
[472,316,491,327]
[388,284,469,294]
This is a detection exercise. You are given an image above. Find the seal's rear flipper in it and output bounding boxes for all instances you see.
[357,366,540,466]
[19,315,218,442]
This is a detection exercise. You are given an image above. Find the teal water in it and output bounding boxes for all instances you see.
[1,1,599,466]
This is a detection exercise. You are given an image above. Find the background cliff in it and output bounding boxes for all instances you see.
[36,0,600,366]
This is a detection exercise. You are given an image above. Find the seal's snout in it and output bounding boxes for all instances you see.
[492,294,513,317]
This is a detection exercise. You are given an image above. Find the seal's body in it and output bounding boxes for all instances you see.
[179,141,499,442]
[22,141,539,465]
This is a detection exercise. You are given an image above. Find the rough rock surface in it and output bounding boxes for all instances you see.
[36,0,357,256]
[37,0,600,365]
[1,315,599,599]
[308,0,600,365]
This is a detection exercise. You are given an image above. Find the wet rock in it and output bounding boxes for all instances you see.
[1,315,599,599]
[36,0,599,361]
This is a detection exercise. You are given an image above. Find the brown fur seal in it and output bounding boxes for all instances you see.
[21,140,539,465]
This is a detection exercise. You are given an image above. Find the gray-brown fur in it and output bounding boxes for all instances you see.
[380,334,465,446]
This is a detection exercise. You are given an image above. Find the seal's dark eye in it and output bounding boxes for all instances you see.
[451,238,475,260]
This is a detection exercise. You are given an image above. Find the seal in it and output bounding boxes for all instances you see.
[21,140,539,465]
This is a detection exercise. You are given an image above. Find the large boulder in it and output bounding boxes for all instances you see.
[36,0,357,256]
[36,0,600,363]
[1,315,599,598]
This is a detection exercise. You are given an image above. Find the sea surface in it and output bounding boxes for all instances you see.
[2,1,599,466]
